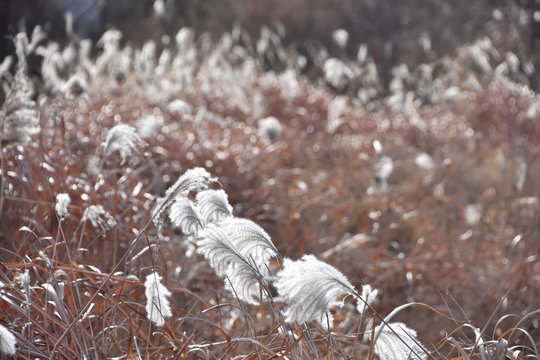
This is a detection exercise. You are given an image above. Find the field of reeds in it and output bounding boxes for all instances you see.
[0,1,539,359]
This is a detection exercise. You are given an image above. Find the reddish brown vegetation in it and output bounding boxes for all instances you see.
[0,6,539,357]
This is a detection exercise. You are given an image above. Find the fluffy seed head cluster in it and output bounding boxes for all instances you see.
[198,218,278,304]
[357,284,380,315]
[196,189,233,225]
[15,270,30,291]
[0,324,16,356]
[152,167,217,227]
[144,272,172,327]
[368,322,427,360]
[257,116,283,142]
[102,124,145,166]
[55,193,71,219]
[274,254,355,329]
[166,168,277,304]
[136,114,162,139]
[324,57,354,91]
[170,197,204,236]
[332,29,349,49]
[82,205,117,232]
[0,68,39,146]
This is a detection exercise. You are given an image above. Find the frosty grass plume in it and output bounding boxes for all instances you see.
[195,189,233,225]
[55,193,71,219]
[357,284,380,316]
[0,324,17,356]
[169,197,204,236]
[323,57,354,92]
[197,218,278,304]
[144,272,172,327]
[332,28,349,49]
[136,114,162,139]
[273,254,355,329]
[169,189,235,238]
[82,205,117,232]
[164,169,278,304]
[367,322,426,360]
[0,32,40,146]
[257,116,283,142]
[152,167,217,227]
[102,124,145,165]
[0,66,39,146]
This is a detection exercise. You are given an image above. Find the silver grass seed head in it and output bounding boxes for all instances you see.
[197,218,277,277]
[196,218,277,304]
[258,116,283,142]
[274,254,355,329]
[55,193,71,219]
[144,272,172,327]
[136,114,162,139]
[356,284,380,316]
[195,189,233,225]
[332,29,349,49]
[169,197,204,236]
[82,205,117,232]
[1,68,39,146]
[367,322,427,360]
[152,167,217,228]
[14,33,29,70]
[102,124,145,166]
[0,325,16,356]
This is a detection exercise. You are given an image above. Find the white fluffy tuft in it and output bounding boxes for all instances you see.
[55,193,71,219]
[274,254,354,329]
[102,124,145,166]
[369,322,427,360]
[0,324,16,356]
[144,272,172,327]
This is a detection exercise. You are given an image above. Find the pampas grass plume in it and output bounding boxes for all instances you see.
[274,254,354,329]
[144,272,172,327]
[55,193,71,219]
[368,322,426,360]
[102,124,145,166]
[0,324,16,356]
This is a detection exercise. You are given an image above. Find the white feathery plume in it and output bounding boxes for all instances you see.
[60,73,88,98]
[0,69,39,145]
[257,116,283,142]
[136,114,162,139]
[332,29,349,49]
[197,218,278,276]
[14,33,29,70]
[169,197,203,236]
[168,99,193,115]
[82,205,117,232]
[152,167,217,227]
[367,322,427,360]
[0,47,39,146]
[0,56,13,81]
[273,254,354,329]
[144,272,172,327]
[323,58,354,91]
[0,324,16,356]
[195,189,233,225]
[15,270,30,292]
[55,193,71,219]
[102,124,145,166]
[197,218,278,304]
[222,263,271,305]
[356,284,380,316]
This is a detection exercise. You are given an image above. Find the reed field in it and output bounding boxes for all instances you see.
[0,1,539,358]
